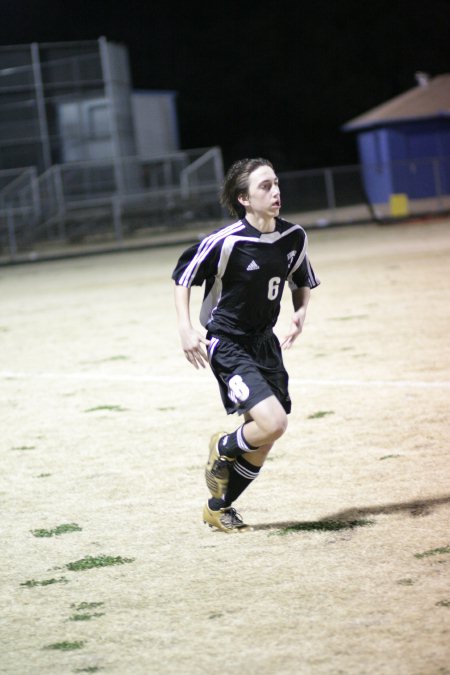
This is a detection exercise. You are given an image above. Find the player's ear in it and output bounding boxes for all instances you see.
[237,192,249,208]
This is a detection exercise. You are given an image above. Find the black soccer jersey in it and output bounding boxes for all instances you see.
[172,217,320,337]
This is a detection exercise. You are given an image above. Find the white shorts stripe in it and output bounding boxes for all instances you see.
[208,336,220,362]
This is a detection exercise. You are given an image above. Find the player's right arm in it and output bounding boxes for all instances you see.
[174,284,210,369]
[172,232,225,367]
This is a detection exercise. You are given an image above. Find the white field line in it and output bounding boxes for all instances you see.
[1,370,450,389]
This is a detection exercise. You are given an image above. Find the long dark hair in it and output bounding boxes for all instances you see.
[220,158,273,218]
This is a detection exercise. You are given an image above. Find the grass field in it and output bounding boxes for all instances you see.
[1,218,449,674]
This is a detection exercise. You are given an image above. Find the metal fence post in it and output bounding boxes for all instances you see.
[112,195,123,244]
[324,168,337,222]
[7,207,17,260]
[53,165,66,240]
[30,167,41,222]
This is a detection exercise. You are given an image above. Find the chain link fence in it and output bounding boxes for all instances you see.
[279,158,450,228]
[1,154,449,264]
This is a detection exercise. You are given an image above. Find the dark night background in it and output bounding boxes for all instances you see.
[1,0,449,171]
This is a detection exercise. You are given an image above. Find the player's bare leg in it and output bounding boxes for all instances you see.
[203,397,287,530]
[240,396,288,451]
[205,395,284,495]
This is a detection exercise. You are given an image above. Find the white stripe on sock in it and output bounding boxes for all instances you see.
[233,459,260,480]
[237,424,252,451]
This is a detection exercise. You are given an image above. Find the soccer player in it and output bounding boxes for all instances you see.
[172,158,320,532]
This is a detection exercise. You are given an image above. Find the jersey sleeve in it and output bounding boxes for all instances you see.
[287,230,320,291]
[171,237,220,287]
[289,254,320,290]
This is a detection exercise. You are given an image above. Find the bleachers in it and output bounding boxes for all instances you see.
[0,147,225,259]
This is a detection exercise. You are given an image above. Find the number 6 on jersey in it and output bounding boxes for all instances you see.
[267,276,281,301]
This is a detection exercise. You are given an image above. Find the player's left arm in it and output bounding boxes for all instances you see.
[281,286,311,350]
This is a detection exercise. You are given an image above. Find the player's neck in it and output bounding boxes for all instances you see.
[245,213,276,233]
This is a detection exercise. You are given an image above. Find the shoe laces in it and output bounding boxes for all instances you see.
[221,507,244,527]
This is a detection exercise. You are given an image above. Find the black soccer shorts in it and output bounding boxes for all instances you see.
[206,330,291,415]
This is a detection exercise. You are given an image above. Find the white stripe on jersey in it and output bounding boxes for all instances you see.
[287,234,307,277]
[216,224,306,280]
[304,255,319,286]
[217,233,259,278]
[199,223,310,327]
[199,232,261,326]
[200,276,222,327]
[259,222,304,243]
[178,221,245,287]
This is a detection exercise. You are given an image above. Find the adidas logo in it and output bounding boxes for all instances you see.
[246,260,260,271]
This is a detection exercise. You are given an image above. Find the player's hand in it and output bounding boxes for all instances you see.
[281,308,306,350]
[180,328,210,369]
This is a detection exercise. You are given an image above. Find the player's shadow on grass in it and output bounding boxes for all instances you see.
[250,494,450,532]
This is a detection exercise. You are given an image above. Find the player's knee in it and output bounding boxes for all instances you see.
[250,397,288,441]
[276,414,288,439]
[266,410,288,440]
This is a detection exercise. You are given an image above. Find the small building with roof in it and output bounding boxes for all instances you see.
[342,73,450,207]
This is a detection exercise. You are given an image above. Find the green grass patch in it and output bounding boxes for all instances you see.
[11,445,35,451]
[74,667,102,673]
[20,577,69,588]
[307,410,334,419]
[36,473,51,478]
[273,519,374,535]
[397,578,415,586]
[65,555,134,572]
[415,546,450,559]
[69,612,104,621]
[71,601,105,611]
[69,601,105,621]
[84,405,126,413]
[436,599,450,607]
[31,523,82,538]
[44,641,85,651]
[379,454,401,460]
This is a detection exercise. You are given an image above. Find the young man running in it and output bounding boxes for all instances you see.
[172,158,320,532]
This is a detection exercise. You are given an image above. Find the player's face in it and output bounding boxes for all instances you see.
[240,165,281,219]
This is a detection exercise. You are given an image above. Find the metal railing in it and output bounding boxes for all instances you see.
[0,147,224,260]
[1,153,449,263]
[279,157,450,227]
